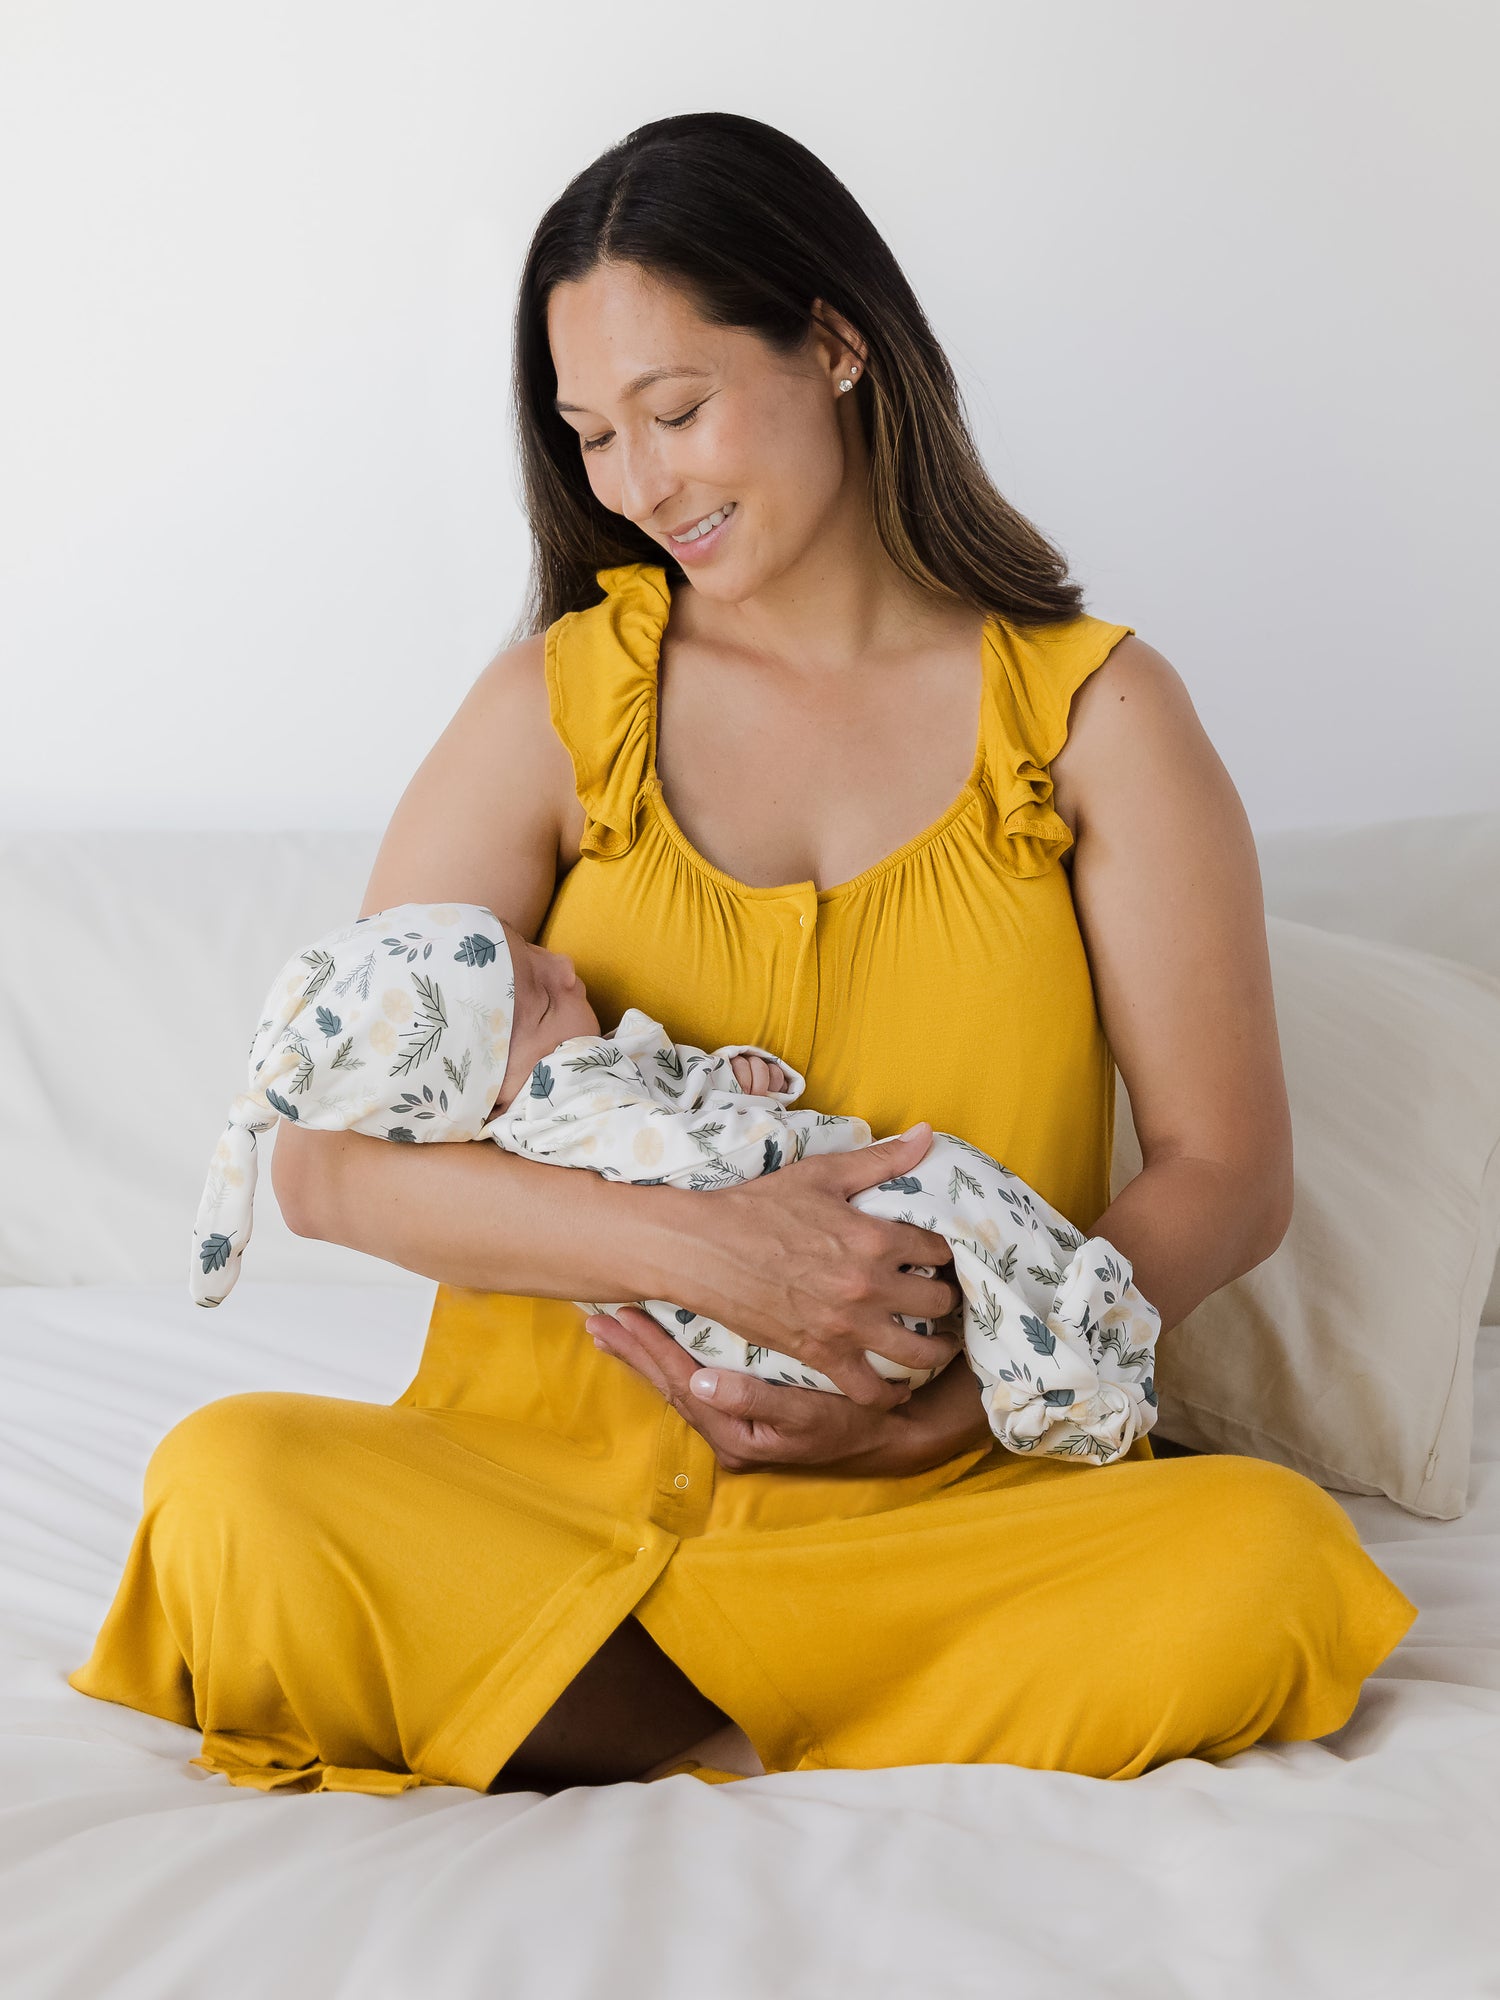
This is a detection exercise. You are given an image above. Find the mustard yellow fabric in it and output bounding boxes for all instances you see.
[69,562,1419,1795]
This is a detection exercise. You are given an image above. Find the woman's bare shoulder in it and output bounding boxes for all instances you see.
[357,630,583,939]
[1050,633,1233,875]
[1048,634,1188,839]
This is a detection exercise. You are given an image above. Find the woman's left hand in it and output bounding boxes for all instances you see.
[585,1305,995,1477]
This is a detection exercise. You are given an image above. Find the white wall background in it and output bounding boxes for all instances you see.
[3,0,1495,837]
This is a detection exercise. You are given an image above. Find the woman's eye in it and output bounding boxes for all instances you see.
[580,404,703,455]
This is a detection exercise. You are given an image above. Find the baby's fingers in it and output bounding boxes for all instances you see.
[728,1054,787,1097]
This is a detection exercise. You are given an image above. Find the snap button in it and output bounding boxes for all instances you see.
[798,914,805,926]
[673,1473,690,1489]
[636,1545,647,1555]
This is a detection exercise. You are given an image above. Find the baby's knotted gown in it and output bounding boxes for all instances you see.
[71,561,1418,1794]
[188,902,519,1310]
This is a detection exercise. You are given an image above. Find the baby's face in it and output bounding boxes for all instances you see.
[491,921,600,1116]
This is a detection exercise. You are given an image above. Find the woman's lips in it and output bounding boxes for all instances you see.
[667,504,736,564]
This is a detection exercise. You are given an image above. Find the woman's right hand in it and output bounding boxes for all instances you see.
[667,1123,965,1408]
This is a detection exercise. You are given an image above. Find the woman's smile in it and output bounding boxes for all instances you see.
[667,499,737,563]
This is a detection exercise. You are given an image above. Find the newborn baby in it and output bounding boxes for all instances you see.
[192,902,1161,1463]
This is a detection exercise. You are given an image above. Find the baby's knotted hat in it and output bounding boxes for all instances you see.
[190,901,516,1310]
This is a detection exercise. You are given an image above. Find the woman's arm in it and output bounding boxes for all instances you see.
[1051,635,1296,1337]
[278,1121,712,1307]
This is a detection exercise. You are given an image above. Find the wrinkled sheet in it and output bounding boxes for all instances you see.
[1,1283,1496,2000]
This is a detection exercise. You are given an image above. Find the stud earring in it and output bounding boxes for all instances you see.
[839,363,860,394]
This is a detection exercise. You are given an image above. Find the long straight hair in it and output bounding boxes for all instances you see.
[505,111,1088,643]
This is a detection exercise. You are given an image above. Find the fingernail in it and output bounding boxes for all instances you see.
[901,1122,926,1139]
[592,1336,610,1351]
[689,1370,718,1399]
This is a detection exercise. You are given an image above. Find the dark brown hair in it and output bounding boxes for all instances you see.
[506,110,1087,642]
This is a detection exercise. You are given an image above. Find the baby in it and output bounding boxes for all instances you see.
[191,902,1161,1464]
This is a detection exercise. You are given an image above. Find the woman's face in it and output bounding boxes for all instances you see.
[547,259,866,603]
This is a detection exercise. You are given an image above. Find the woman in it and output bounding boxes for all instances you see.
[69,111,1417,1796]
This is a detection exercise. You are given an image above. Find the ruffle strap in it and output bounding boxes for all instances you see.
[544,562,671,860]
[997,750,1085,878]
[982,616,1137,878]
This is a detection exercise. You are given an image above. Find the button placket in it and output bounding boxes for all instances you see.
[648,1404,715,1536]
[781,889,821,1073]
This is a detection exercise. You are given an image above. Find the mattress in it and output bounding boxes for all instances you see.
[2,1282,1497,1998]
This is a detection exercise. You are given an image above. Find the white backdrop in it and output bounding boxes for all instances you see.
[3,0,1495,836]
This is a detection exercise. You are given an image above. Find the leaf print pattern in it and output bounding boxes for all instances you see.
[197,1232,234,1276]
[334,950,376,1002]
[565,1044,624,1073]
[1023,1314,1057,1359]
[685,1160,750,1191]
[383,930,435,964]
[390,1083,450,1122]
[283,1032,316,1096]
[392,974,447,1076]
[453,930,498,968]
[299,948,336,1004]
[971,1285,1005,1340]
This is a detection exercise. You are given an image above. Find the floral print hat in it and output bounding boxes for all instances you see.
[190,902,516,1310]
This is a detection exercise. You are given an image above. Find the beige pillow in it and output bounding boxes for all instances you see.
[1256,808,1500,1323]
[1110,916,1500,1520]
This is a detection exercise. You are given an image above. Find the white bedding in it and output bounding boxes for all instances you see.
[2,1282,1497,1999]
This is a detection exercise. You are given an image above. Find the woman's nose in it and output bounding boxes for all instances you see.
[613,441,675,530]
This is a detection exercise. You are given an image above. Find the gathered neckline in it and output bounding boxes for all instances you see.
[635,564,995,905]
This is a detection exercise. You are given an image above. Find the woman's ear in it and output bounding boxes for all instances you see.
[808,296,868,383]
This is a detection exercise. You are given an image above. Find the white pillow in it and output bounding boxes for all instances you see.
[0,829,428,1289]
[1111,916,1500,1519]
[1257,808,1500,1322]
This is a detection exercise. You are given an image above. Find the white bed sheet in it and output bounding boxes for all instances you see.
[1,1282,1496,2000]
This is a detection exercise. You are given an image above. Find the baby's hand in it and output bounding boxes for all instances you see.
[729,1053,790,1096]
